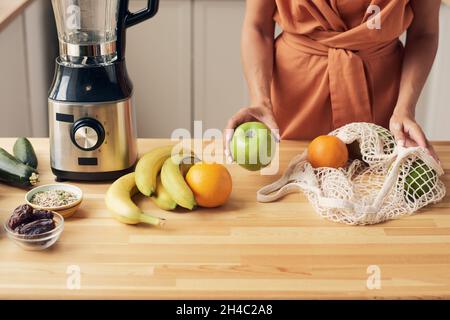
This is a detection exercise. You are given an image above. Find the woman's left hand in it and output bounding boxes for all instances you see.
[389,111,439,162]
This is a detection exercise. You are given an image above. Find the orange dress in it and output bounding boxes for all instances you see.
[272,0,414,139]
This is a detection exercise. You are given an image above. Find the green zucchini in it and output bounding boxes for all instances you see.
[0,148,39,187]
[13,137,38,169]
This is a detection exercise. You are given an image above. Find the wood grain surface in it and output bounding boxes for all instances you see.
[0,138,449,299]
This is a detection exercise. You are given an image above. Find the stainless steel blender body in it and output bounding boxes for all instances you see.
[49,98,138,179]
[49,0,159,181]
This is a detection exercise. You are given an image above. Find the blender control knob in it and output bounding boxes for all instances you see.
[71,118,105,151]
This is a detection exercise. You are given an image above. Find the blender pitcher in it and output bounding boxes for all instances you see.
[48,0,159,181]
[51,0,158,64]
[52,0,120,64]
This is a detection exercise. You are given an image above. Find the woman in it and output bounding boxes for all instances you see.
[224,0,440,161]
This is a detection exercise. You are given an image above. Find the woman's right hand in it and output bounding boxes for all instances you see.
[224,102,280,163]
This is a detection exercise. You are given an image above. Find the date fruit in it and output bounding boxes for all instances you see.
[8,204,56,236]
[8,204,34,229]
[32,210,55,221]
[17,219,55,236]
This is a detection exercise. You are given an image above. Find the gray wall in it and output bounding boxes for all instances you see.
[0,1,449,140]
[0,0,57,137]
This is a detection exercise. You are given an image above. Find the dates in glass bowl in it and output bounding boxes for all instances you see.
[8,205,54,232]
[4,204,64,251]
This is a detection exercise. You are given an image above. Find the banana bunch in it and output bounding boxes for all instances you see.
[136,146,198,210]
[106,145,199,226]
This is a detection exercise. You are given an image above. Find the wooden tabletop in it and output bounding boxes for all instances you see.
[0,138,449,299]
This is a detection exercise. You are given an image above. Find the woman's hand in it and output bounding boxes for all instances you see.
[224,102,280,163]
[389,111,439,162]
[390,1,440,162]
[226,0,277,163]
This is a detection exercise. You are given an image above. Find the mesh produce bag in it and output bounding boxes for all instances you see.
[257,122,446,225]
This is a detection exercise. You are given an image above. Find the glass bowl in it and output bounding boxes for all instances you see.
[3,211,64,251]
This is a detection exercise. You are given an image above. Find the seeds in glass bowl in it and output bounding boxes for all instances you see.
[30,189,78,207]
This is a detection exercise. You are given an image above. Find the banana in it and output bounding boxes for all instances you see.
[106,172,165,226]
[135,145,174,196]
[161,155,197,210]
[151,175,177,211]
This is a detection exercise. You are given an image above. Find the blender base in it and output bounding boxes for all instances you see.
[52,165,135,182]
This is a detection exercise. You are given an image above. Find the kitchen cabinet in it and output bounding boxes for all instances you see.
[0,1,449,139]
[0,0,56,138]
[416,4,450,140]
[193,0,248,131]
[128,0,248,136]
[127,0,192,138]
[0,15,30,137]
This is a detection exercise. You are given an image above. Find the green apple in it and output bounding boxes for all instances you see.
[404,159,437,202]
[231,122,276,171]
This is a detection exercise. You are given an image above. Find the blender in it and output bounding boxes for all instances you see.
[49,0,159,181]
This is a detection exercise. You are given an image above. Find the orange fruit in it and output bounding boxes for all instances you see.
[185,163,232,208]
[307,135,349,168]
